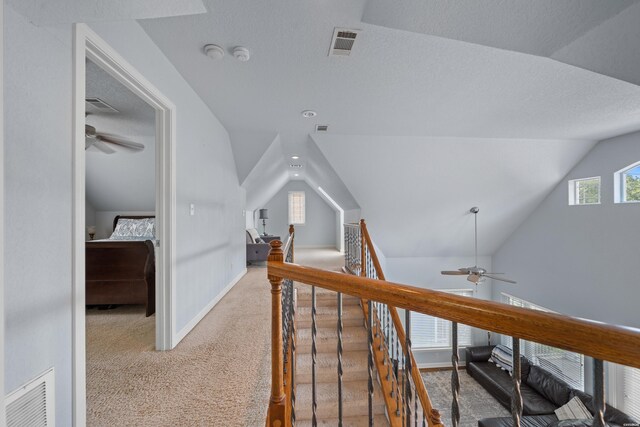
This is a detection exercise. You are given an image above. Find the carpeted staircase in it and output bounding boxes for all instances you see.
[294,285,390,426]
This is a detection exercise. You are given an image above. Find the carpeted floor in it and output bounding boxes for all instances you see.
[421,369,510,427]
[86,265,273,427]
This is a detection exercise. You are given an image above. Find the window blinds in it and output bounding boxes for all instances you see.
[623,365,640,421]
[288,191,305,225]
[501,293,584,390]
[411,289,473,349]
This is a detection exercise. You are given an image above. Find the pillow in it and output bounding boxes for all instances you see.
[555,396,593,421]
[247,228,261,243]
[110,218,155,239]
[256,238,266,244]
[489,344,513,371]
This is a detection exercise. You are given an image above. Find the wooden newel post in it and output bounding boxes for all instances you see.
[288,224,295,263]
[267,240,287,427]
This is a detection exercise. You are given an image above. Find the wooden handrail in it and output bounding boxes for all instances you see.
[267,261,640,369]
[361,220,442,427]
[283,224,294,262]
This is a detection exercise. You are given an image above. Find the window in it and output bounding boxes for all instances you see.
[411,289,474,349]
[501,293,584,390]
[568,177,600,205]
[288,191,305,225]
[622,365,640,420]
[615,161,640,203]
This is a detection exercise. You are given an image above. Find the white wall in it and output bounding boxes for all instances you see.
[262,181,337,248]
[493,130,640,330]
[4,8,245,425]
[385,256,493,367]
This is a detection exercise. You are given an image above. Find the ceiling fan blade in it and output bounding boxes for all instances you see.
[85,136,95,150]
[92,139,116,154]
[483,274,517,284]
[97,135,145,151]
[441,270,467,275]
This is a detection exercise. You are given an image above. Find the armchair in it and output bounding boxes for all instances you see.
[246,228,271,263]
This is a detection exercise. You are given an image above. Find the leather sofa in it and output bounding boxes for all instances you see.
[246,228,271,263]
[465,346,637,427]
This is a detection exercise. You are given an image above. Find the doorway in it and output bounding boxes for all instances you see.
[72,24,176,426]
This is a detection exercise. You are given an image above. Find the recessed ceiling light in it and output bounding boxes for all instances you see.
[203,44,225,60]
[301,110,317,118]
[291,155,299,160]
[294,173,299,177]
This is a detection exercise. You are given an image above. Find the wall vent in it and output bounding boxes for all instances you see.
[289,164,303,169]
[315,125,329,132]
[6,368,55,427]
[329,28,360,56]
[85,97,119,113]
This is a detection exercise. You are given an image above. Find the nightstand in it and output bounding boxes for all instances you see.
[262,235,281,243]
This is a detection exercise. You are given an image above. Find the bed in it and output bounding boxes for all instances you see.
[85,215,156,317]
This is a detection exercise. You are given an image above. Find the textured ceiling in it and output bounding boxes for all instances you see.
[85,60,156,211]
[8,0,206,25]
[138,0,640,256]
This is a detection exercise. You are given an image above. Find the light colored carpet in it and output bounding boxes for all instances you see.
[87,266,272,427]
[87,248,344,427]
[421,369,510,427]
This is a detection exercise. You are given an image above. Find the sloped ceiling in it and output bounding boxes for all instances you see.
[85,60,156,211]
[139,0,640,257]
[8,0,206,25]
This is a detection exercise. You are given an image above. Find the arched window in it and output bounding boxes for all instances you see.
[614,161,640,203]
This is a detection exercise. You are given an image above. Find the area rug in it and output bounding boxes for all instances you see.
[421,369,510,427]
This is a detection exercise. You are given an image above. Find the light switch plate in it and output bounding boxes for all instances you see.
[190,203,195,216]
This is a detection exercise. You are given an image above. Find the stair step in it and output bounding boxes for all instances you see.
[296,304,363,328]
[296,414,390,426]
[297,326,369,353]
[297,286,361,307]
[296,350,369,384]
[295,380,386,420]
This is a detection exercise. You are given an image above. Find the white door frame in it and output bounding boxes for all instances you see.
[72,23,176,426]
[1,1,6,424]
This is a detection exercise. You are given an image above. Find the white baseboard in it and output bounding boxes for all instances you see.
[417,361,467,370]
[174,268,247,345]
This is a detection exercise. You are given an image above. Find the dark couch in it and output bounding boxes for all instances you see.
[465,346,637,427]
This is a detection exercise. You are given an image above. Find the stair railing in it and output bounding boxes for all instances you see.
[355,219,443,427]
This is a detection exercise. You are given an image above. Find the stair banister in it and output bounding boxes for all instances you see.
[267,240,286,426]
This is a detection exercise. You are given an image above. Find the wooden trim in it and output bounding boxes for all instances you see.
[267,261,640,369]
[360,221,386,281]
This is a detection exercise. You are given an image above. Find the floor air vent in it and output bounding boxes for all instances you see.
[6,368,55,427]
[329,28,360,56]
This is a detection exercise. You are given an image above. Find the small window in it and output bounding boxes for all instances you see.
[411,289,474,349]
[288,191,305,225]
[615,161,640,203]
[568,177,600,205]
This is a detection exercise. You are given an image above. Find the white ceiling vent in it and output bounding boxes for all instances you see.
[6,368,55,427]
[315,125,329,132]
[85,97,119,113]
[329,28,360,56]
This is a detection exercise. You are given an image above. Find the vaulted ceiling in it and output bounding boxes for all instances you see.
[135,0,640,258]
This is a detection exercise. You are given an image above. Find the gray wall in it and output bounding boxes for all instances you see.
[4,7,246,425]
[262,181,337,248]
[493,130,640,329]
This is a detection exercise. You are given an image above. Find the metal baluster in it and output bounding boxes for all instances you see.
[511,338,523,427]
[405,310,412,427]
[592,359,605,427]
[395,326,400,415]
[283,280,289,376]
[291,287,296,426]
[311,286,318,426]
[337,292,344,427]
[423,415,426,427]
[451,321,460,427]
[401,335,406,426]
[414,380,418,427]
[368,300,374,426]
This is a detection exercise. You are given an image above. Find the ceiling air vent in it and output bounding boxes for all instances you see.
[289,164,303,169]
[315,125,329,132]
[85,97,119,113]
[329,28,360,57]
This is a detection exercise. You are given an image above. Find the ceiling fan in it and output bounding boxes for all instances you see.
[85,124,145,154]
[441,207,516,285]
